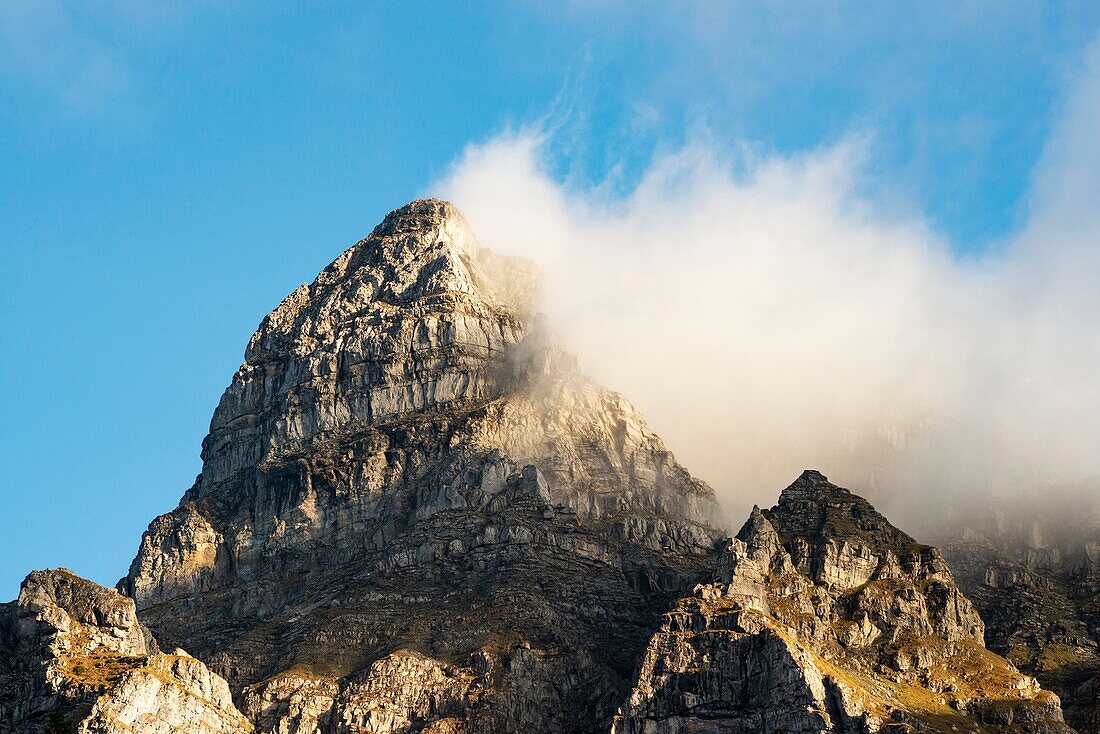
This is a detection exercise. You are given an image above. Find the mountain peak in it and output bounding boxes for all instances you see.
[767,469,921,555]
[373,197,468,232]
[366,197,480,260]
[123,202,722,732]
[617,475,1067,733]
[242,199,535,366]
[783,468,843,495]
[188,200,544,501]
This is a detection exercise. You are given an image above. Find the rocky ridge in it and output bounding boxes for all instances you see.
[0,568,251,733]
[613,471,1073,733]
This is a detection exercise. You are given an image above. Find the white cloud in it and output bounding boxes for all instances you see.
[434,37,1100,529]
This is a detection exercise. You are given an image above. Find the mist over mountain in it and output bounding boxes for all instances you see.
[435,39,1100,534]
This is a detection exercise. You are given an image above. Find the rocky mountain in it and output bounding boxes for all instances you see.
[1,200,1086,733]
[942,502,1100,733]
[0,569,250,733]
[119,199,725,732]
[614,471,1074,733]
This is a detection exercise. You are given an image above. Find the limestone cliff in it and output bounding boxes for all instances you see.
[121,200,725,733]
[0,569,251,733]
[613,471,1074,733]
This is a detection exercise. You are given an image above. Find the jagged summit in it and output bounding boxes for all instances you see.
[186,198,542,504]
[122,200,723,733]
[615,477,1072,734]
[793,467,830,483]
[778,468,852,501]
[767,468,922,556]
[735,504,776,543]
[369,198,472,241]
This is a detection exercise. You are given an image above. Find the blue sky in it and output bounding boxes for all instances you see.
[2,2,1100,597]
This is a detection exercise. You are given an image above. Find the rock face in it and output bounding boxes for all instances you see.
[0,568,251,733]
[613,471,1074,733]
[121,200,725,733]
[942,502,1100,734]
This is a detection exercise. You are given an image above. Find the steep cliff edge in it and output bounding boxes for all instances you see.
[121,200,725,733]
[614,471,1074,733]
[0,569,251,733]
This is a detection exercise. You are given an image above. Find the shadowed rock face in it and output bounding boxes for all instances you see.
[942,502,1100,734]
[0,569,250,733]
[614,471,1075,734]
[121,200,725,733]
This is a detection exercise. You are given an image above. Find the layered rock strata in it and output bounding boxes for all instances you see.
[121,200,725,733]
[0,568,251,733]
[613,471,1075,733]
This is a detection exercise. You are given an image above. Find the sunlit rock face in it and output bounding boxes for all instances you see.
[613,471,1075,734]
[942,500,1100,734]
[0,569,250,733]
[122,199,725,733]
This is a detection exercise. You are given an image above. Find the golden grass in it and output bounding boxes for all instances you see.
[58,647,144,688]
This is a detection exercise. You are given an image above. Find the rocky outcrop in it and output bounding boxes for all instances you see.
[942,501,1100,733]
[0,568,251,733]
[614,471,1074,733]
[121,200,724,732]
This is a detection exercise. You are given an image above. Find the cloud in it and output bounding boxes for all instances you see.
[433,37,1100,530]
